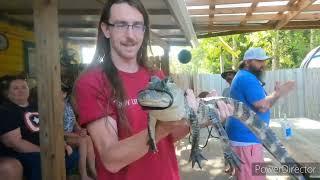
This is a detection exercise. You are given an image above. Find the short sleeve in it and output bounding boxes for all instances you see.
[0,108,20,136]
[74,70,116,126]
[241,76,266,104]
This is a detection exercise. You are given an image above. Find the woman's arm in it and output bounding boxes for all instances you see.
[0,128,40,153]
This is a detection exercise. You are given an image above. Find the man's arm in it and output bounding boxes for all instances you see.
[254,81,295,112]
[0,128,40,153]
[86,116,183,173]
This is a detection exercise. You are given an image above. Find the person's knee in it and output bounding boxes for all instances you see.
[0,158,23,178]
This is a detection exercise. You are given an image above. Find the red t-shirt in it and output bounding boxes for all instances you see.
[75,66,180,180]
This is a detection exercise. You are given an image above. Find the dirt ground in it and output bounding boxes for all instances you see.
[177,118,320,180]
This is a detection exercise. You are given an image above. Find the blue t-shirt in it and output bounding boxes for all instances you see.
[225,70,270,143]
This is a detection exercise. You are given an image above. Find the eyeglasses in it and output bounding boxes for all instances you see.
[107,22,146,33]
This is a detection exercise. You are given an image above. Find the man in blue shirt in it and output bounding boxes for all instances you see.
[225,47,295,180]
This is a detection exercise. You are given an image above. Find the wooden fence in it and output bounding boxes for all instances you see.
[172,68,320,120]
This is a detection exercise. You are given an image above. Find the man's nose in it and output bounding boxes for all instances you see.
[126,27,135,38]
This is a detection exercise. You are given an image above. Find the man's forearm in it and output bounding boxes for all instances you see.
[266,91,280,107]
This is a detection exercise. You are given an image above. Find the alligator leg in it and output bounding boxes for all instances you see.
[206,106,243,171]
[188,109,207,168]
[147,114,158,152]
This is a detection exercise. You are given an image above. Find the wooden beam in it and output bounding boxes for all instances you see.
[33,0,66,180]
[58,23,180,30]
[150,31,170,47]
[275,0,317,29]
[286,20,320,27]
[169,41,189,46]
[161,47,170,75]
[195,20,320,32]
[192,13,285,23]
[208,0,216,29]
[159,34,185,38]
[186,0,275,6]
[240,0,259,25]
[196,24,272,31]
[196,21,320,38]
[267,0,298,26]
[164,0,199,47]
[150,24,180,29]
[1,8,171,15]
[209,0,216,20]
[148,9,171,15]
[294,13,320,20]
[60,32,97,38]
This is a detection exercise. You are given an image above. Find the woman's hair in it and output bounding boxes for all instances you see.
[91,0,151,135]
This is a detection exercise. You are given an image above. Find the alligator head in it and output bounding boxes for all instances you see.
[138,76,186,121]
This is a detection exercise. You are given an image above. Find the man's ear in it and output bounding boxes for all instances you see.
[101,22,111,38]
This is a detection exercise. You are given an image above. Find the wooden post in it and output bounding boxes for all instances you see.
[161,47,170,76]
[33,0,66,180]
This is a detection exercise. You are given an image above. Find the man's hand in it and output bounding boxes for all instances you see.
[274,80,296,98]
[255,80,296,112]
[205,90,234,122]
[185,89,199,112]
[187,89,234,125]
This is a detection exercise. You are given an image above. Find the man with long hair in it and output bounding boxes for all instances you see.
[74,0,233,179]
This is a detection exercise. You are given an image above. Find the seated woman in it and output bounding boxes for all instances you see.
[0,75,78,180]
[62,85,96,180]
[0,76,23,180]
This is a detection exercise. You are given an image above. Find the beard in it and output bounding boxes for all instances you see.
[248,65,265,82]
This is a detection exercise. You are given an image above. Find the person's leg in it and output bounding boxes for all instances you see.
[232,145,265,180]
[86,135,96,178]
[16,152,42,180]
[66,135,93,180]
[65,149,79,175]
[0,157,23,180]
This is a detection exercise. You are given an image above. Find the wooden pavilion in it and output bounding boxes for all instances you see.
[1,0,320,179]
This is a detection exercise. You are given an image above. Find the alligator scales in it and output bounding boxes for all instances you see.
[137,76,308,180]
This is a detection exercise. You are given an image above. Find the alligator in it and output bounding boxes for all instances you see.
[137,76,308,180]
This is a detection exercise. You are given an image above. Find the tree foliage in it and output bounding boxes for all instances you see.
[170,29,320,74]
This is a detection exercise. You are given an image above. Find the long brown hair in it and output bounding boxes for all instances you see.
[91,0,151,135]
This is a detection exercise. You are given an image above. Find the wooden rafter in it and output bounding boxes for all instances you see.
[275,0,317,29]
[188,4,320,15]
[150,31,170,47]
[240,0,259,25]
[164,0,199,47]
[192,13,285,23]
[209,0,216,23]
[186,0,275,6]
[0,8,171,15]
[195,20,320,32]
[266,0,298,26]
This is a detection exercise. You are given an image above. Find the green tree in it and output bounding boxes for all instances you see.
[170,29,320,74]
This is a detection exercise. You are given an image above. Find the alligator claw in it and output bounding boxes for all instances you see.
[224,151,243,171]
[189,150,207,169]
